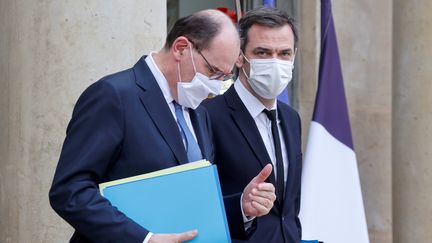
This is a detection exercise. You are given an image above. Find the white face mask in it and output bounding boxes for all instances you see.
[242,55,294,99]
[177,44,222,109]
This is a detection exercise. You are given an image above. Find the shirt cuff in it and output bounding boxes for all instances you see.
[143,232,153,243]
[240,193,256,230]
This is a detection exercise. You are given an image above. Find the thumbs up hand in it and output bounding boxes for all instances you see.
[241,164,276,217]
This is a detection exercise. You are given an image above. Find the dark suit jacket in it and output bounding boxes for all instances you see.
[202,85,303,243]
[49,56,246,243]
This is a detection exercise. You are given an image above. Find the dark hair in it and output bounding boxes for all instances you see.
[164,13,220,52]
[238,7,298,51]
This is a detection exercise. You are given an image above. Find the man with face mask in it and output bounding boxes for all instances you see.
[49,9,277,243]
[202,7,302,243]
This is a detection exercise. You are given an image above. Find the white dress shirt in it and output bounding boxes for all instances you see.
[234,79,289,185]
[145,53,198,141]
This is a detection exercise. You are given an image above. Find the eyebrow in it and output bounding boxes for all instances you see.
[252,47,272,53]
[253,47,294,54]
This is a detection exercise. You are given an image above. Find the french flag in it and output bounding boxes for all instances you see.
[299,0,369,242]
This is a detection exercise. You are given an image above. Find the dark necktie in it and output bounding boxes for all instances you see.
[173,102,203,162]
[263,109,285,203]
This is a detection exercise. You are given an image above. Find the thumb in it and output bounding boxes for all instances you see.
[252,163,273,184]
[176,230,198,242]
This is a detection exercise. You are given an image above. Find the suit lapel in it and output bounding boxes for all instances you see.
[133,56,188,164]
[277,102,298,207]
[224,87,277,186]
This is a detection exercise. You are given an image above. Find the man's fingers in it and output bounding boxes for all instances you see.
[256,182,275,192]
[149,230,198,243]
[251,201,270,216]
[249,194,274,209]
[250,189,277,202]
[252,164,273,184]
[176,230,198,242]
[243,164,274,217]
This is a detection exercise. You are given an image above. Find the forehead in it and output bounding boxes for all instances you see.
[203,32,240,72]
[246,24,295,51]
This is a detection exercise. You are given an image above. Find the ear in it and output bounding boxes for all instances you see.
[172,37,190,61]
[235,52,244,68]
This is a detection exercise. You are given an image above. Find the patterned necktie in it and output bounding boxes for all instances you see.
[173,102,203,162]
[263,109,285,203]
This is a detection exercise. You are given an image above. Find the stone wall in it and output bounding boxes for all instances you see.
[0,1,166,242]
[393,0,432,242]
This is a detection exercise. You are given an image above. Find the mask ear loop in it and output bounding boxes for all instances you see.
[240,51,251,79]
[177,62,183,83]
[241,66,250,79]
[178,41,197,84]
[240,50,251,63]
[188,41,198,74]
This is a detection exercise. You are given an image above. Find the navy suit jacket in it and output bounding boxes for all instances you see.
[202,86,303,243]
[49,57,246,242]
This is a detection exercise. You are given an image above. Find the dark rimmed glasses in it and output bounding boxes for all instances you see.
[189,40,235,80]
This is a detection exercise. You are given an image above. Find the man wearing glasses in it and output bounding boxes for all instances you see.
[203,7,303,243]
[189,40,235,80]
[49,9,276,243]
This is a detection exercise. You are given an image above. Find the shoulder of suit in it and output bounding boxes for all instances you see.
[277,100,300,116]
[98,68,135,87]
[194,105,208,114]
[83,68,135,96]
[201,94,226,110]
[76,68,136,104]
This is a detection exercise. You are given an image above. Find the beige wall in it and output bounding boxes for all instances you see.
[0,1,166,242]
[393,0,432,242]
[299,1,393,243]
[334,1,393,242]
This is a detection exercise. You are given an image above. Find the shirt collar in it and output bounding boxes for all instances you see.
[234,78,277,119]
[145,52,174,104]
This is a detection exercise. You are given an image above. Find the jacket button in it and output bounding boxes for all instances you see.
[282,216,285,221]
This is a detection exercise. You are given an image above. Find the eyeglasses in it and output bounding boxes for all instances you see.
[197,51,234,80]
[188,40,234,80]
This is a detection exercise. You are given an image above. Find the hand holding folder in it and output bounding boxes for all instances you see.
[148,230,198,243]
[100,161,231,243]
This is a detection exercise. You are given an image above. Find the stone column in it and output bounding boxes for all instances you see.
[393,1,432,242]
[298,0,320,136]
[332,1,394,242]
[0,1,166,242]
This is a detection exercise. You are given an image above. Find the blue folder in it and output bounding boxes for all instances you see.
[99,161,231,243]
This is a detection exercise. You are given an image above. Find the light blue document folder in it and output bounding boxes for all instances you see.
[99,161,231,243]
